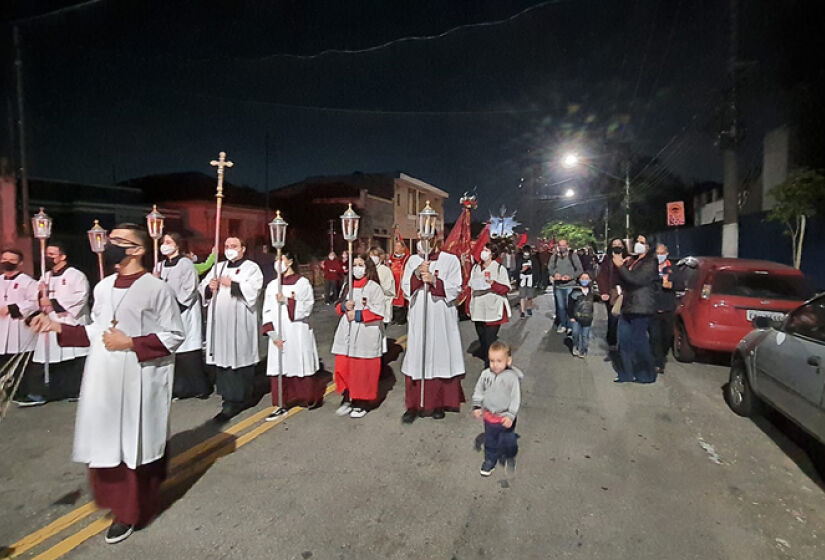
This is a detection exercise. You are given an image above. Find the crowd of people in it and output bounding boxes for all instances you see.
[1,224,678,545]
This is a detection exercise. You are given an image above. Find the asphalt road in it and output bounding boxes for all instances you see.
[2,292,824,559]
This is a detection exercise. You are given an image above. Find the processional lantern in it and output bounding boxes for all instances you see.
[268,210,288,250]
[146,204,165,270]
[418,200,438,249]
[87,220,108,281]
[31,207,52,240]
[340,203,360,242]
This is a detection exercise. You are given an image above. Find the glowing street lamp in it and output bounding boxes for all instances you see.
[561,152,580,169]
[87,220,108,281]
[564,188,576,198]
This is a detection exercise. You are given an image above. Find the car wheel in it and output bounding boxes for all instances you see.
[673,320,696,363]
[727,358,760,417]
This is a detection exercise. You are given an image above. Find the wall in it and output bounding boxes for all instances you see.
[762,126,792,212]
[393,178,447,243]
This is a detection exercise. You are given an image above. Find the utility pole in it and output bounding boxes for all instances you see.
[721,0,740,257]
[13,25,30,235]
[264,133,270,222]
[624,160,631,245]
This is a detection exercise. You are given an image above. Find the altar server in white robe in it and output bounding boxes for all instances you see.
[26,243,90,404]
[400,238,466,423]
[331,254,385,419]
[1,248,39,402]
[159,233,209,399]
[199,236,263,423]
[31,224,184,545]
[468,243,511,369]
[261,250,323,421]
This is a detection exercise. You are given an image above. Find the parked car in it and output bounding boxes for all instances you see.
[727,295,825,449]
[671,257,815,362]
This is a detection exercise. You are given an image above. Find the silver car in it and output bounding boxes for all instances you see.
[727,294,825,446]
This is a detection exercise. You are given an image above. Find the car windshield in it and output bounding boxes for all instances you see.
[711,270,815,301]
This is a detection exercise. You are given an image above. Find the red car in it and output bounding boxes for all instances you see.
[672,257,815,362]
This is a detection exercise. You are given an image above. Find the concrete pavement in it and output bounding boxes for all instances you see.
[1,292,824,559]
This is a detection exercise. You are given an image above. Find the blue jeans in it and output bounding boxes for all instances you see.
[617,314,657,383]
[553,285,573,329]
[484,420,518,465]
[571,322,591,354]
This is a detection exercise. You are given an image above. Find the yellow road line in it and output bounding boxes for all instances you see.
[30,515,112,560]
[3,503,99,559]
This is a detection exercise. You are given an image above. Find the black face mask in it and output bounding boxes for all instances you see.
[611,246,624,255]
[45,257,57,270]
[103,244,131,267]
[1,261,17,272]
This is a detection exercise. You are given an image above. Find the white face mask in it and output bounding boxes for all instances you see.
[352,265,366,279]
[480,249,491,262]
[634,243,647,255]
[370,255,380,265]
[275,261,290,274]
[160,243,176,256]
[328,254,335,260]
[224,249,239,261]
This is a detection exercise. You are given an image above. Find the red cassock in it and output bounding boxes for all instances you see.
[387,253,409,307]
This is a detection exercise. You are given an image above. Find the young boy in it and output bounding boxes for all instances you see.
[567,272,595,358]
[472,341,523,477]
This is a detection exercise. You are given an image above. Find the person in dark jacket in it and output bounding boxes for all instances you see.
[595,238,627,352]
[568,272,596,358]
[515,245,541,318]
[613,235,659,384]
[649,243,676,374]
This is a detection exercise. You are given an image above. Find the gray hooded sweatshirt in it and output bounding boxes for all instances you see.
[471,366,524,421]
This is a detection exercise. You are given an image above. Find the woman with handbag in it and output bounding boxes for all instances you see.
[595,239,627,352]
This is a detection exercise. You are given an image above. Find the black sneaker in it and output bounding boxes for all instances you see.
[432,408,445,420]
[14,394,47,408]
[401,409,418,424]
[104,521,134,544]
[265,407,288,422]
[526,309,533,317]
[211,412,232,425]
[480,461,496,477]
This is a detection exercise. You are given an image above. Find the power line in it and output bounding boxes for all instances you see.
[11,0,110,24]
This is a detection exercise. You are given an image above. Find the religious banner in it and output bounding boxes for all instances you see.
[442,194,477,308]
[667,201,685,226]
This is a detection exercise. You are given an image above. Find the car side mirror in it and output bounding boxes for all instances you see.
[752,316,772,330]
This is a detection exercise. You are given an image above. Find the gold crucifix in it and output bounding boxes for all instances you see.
[210,152,234,200]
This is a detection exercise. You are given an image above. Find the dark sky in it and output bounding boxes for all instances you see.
[3,0,818,220]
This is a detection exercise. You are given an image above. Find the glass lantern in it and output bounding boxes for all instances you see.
[87,220,108,253]
[340,203,360,242]
[31,207,52,240]
[268,210,288,250]
[145,204,165,240]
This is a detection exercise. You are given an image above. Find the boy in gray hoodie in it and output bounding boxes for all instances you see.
[472,341,523,476]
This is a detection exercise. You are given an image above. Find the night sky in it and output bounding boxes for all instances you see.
[2,0,820,220]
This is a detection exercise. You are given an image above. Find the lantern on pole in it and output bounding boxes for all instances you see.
[416,200,439,411]
[145,204,165,272]
[31,208,53,384]
[267,210,289,418]
[87,220,108,282]
[340,203,360,296]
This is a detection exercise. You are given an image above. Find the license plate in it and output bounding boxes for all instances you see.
[746,309,786,322]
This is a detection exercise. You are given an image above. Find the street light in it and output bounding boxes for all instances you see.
[564,188,575,198]
[561,152,631,244]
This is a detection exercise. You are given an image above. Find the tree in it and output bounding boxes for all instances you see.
[540,220,597,248]
[767,168,825,269]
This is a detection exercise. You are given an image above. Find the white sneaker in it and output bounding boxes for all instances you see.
[572,349,581,357]
[335,403,353,416]
[556,326,566,334]
[349,407,368,418]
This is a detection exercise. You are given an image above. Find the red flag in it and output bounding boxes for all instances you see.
[470,223,491,263]
[516,232,528,249]
[442,207,474,308]
[388,225,409,306]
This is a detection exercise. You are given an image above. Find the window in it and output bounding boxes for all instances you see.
[785,298,825,343]
[711,271,815,301]
[407,189,418,215]
[397,193,401,206]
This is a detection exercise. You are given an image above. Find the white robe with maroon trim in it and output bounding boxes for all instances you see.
[160,256,202,353]
[72,273,184,469]
[401,252,465,380]
[331,280,385,359]
[468,261,511,323]
[199,259,263,369]
[0,272,38,354]
[261,274,319,376]
[34,266,91,364]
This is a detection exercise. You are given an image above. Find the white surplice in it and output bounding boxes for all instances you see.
[400,252,465,380]
[73,273,184,469]
[0,272,38,354]
[261,274,319,377]
[330,279,385,359]
[199,259,263,369]
[34,266,90,363]
[160,256,202,353]
[468,261,511,323]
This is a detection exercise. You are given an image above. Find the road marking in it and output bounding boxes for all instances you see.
[31,516,112,560]
[5,333,408,559]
